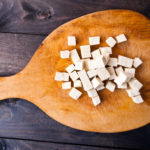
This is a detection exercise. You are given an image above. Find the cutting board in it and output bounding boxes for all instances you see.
[0,10,150,133]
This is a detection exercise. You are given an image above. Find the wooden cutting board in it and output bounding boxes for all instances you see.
[0,10,149,133]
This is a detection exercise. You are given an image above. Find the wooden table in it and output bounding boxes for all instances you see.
[0,0,149,150]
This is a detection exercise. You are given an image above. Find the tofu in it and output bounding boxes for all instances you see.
[87,69,97,78]
[114,76,124,86]
[69,88,82,100]
[69,71,79,81]
[68,36,76,46]
[74,80,82,88]
[126,89,140,97]
[60,50,70,59]
[96,85,105,91]
[132,95,144,104]
[62,82,71,89]
[70,49,80,63]
[91,77,103,89]
[125,68,135,78]
[105,81,116,92]
[87,59,97,70]
[89,36,100,45]
[133,57,143,68]
[87,89,98,97]
[118,71,132,83]
[107,58,118,67]
[74,61,83,70]
[115,66,124,76]
[55,72,69,81]
[100,47,112,55]
[103,53,110,65]
[107,67,116,80]
[97,67,110,81]
[92,96,101,106]
[128,78,143,91]
[91,49,101,59]
[95,55,105,68]
[66,64,75,73]
[118,55,133,68]
[118,83,127,89]
[116,34,127,43]
[81,59,90,70]
[78,70,93,91]
[106,37,116,47]
[80,45,91,58]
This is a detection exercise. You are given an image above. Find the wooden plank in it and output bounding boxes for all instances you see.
[0,0,149,35]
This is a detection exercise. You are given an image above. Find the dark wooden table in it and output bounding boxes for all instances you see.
[0,0,149,150]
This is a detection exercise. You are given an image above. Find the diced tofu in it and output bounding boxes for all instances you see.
[118,71,132,83]
[107,58,118,67]
[128,78,143,91]
[89,36,100,45]
[74,61,83,70]
[96,85,105,91]
[55,72,69,81]
[115,66,124,76]
[103,53,110,65]
[78,70,93,91]
[80,45,91,58]
[118,55,133,68]
[107,67,116,80]
[91,49,101,59]
[91,77,103,89]
[97,67,110,81]
[69,88,82,100]
[80,59,90,70]
[87,69,97,78]
[69,71,79,81]
[70,49,80,63]
[87,89,98,97]
[114,76,124,86]
[62,82,71,89]
[118,83,127,89]
[60,50,70,59]
[125,68,135,78]
[126,89,140,97]
[87,59,97,70]
[95,55,105,68]
[66,64,75,73]
[74,80,82,88]
[92,96,101,106]
[105,81,116,92]
[132,95,144,104]
[116,34,127,43]
[106,37,116,47]
[68,36,76,46]
[133,57,143,68]
[100,47,112,55]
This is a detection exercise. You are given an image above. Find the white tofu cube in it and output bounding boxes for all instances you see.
[92,96,101,106]
[115,66,124,76]
[74,80,82,88]
[91,77,103,89]
[95,55,105,68]
[106,37,116,47]
[78,70,93,91]
[60,50,70,59]
[75,61,83,70]
[69,88,82,100]
[66,64,75,73]
[97,67,110,81]
[132,95,144,104]
[80,59,90,70]
[70,49,80,63]
[80,45,91,58]
[87,59,97,70]
[118,71,132,83]
[116,34,127,43]
[118,55,133,68]
[128,78,143,91]
[100,47,112,55]
[87,69,97,78]
[118,83,127,89]
[103,53,110,65]
[68,36,76,46]
[105,81,116,92]
[55,72,69,81]
[107,58,118,67]
[96,85,105,91]
[91,49,101,59]
[126,89,140,97]
[125,68,135,78]
[87,89,98,97]
[133,57,143,68]
[62,82,71,89]
[107,67,116,80]
[114,76,124,86]
[69,71,79,81]
[89,36,100,45]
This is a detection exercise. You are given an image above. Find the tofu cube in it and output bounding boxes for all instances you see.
[91,49,101,59]
[105,81,116,92]
[97,67,110,81]
[128,78,143,91]
[107,67,116,80]
[66,64,75,73]
[92,96,101,106]
[69,71,79,81]
[96,85,105,91]
[107,58,118,67]
[116,34,127,43]
[70,49,80,63]
[80,59,90,70]
[132,95,144,104]
[69,88,82,100]
[133,57,143,68]
[74,80,82,88]
[115,66,124,76]
[91,77,103,89]
[55,72,69,81]
[118,71,132,83]
[60,50,70,59]
[87,59,97,70]
[125,68,135,78]
[75,61,83,70]
[68,36,76,46]
[103,53,110,65]
[106,37,116,47]
[118,83,127,89]
[87,89,98,97]
[89,36,100,45]
[118,55,133,68]
[87,69,97,78]
[114,76,124,86]
[95,55,105,68]
[100,47,112,55]
[126,89,140,97]
[80,45,91,58]
[62,82,71,89]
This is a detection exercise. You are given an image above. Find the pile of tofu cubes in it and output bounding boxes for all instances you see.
[55,34,144,106]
